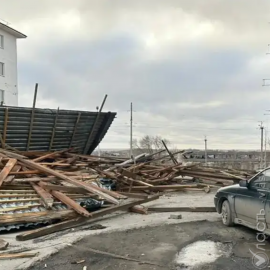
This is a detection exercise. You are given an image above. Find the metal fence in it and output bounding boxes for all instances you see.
[0,106,116,154]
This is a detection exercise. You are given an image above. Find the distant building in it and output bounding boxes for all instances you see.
[0,21,26,106]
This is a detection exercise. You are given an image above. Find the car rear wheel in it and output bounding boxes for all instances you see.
[221,200,234,226]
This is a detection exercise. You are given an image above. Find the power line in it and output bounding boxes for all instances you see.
[258,121,264,168]
[204,135,207,165]
[130,102,133,159]
[109,126,260,131]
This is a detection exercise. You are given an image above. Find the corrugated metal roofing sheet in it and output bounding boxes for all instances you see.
[0,106,116,154]
[0,184,93,232]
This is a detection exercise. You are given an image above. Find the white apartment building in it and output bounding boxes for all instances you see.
[0,22,26,106]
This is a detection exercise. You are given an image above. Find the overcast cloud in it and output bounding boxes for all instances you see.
[1,0,270,150]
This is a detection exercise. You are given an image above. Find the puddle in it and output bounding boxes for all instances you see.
[174,240,233,269]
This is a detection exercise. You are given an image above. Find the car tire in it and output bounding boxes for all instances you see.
[221,200,234,227]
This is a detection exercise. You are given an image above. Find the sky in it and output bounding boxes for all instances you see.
[1,0,270,150]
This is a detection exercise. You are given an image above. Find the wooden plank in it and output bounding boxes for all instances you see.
[50,190,91,217]
[122,184,199,191]
[33,150,64,163]
[2,107,8,149]
[119,169,153,187]
[84,247,160,267]
[0,150,119,204]
[27,83,38,151]
[38,182,89,194]
[39,162,71,167]
[148,207,216,212]
[0,253,37,260]
[69,112,81,148]
[9,170,42,175]
[0,158,17,188]
[31,183,54,209]
[83,94,107,154]
[49,107,60,151]
[16,195,159,241]
[4,165,22,183]
[161,140,178,165]
[0,210,77,225]
[119,192,148,199]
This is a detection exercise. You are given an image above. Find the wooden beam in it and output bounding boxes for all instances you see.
[83,94,108,154]
[50,190,91,217]
[2,107,8,148]
[0,158,17,188]
[69,112,81,148]
[0,210,77,225]
[122,184,199,191]
[148,206,216,212]
[49,107,60,151]
[161,139,178,165]
[4,165,22,183]
[31,183,54,209]
[9,170,42,175]
[33,150,64,163]
[27,83,38,151]
[0,253,37,260]
[38,182,89,194]
[16,195,159,241]
[119,192,148,199]
[119,168,153,187]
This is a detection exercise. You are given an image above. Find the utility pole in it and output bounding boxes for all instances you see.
[265,128,267,168]
[259,121,264,169]
[130,102,133,159]
[204,135,207,166]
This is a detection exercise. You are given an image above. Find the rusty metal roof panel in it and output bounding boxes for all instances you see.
[0,185,93,232]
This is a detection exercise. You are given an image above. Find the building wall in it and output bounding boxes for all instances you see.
[0,29,18,106]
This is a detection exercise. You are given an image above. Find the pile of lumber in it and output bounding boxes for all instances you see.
[0,148,256,241]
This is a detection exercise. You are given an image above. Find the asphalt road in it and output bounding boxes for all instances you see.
[29,219,268,270]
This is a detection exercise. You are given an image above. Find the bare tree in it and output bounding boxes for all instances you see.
[133,135,172,155]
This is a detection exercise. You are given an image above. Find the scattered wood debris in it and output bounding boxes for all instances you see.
[0,252,37,260]
[148,207,216,212]
[71,259,86,264]
[0,147,256,243]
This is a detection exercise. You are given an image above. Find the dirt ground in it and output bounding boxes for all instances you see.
[29,219,266,270]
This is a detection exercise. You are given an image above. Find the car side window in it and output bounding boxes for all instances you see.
[250,169,270,190]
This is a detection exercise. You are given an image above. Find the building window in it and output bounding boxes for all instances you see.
[0,90,4,105]
[0,62,4,76]
[0,35,3,48]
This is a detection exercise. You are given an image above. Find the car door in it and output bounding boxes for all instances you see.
[261,169,270,230]
[234,170,268,228]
